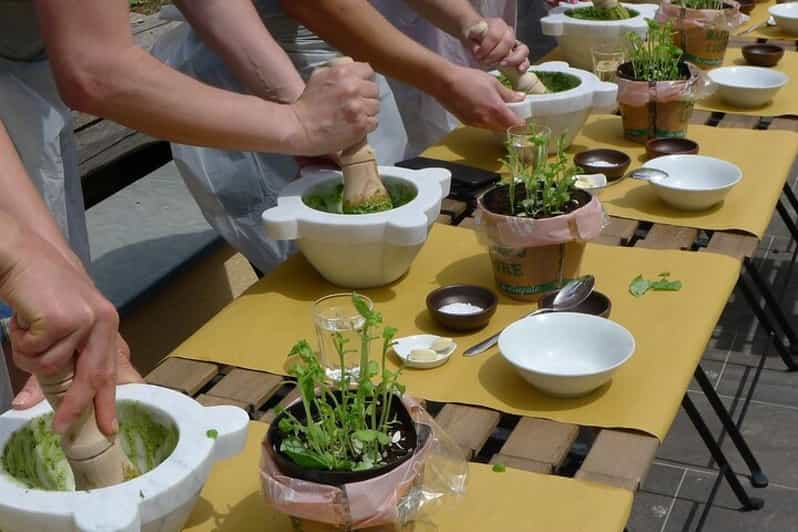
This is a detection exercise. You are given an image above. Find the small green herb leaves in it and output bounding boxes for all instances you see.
[206,429,219,440]
[630,273,683,297]
[492,463,507,473]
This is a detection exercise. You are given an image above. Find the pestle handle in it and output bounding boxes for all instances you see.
[36,363,135,490]
[324,56,389,209]
[465,22,547,94]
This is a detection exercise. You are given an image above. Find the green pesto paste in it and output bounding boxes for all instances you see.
[303,178,417,214]
[1,401,178,491]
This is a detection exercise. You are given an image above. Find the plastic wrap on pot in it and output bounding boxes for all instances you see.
[474,191,605,249]
[617,62,713,107]
[656,0,748,68]
[260,395,468,530]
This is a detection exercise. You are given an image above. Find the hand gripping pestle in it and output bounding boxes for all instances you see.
[17,314,137,489]
[466,21,548,94]
[325,56,393,213]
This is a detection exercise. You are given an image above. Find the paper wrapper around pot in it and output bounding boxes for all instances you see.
[260,396,468,530]
[617,62,714,142]
[475,190,605,300]
[656,0,748,69]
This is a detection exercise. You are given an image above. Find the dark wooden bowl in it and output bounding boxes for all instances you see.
[742,44,784,67]
[426,284,498,331]
[539,291,611,318]
[573,149,631,181]
[645,138,699,160]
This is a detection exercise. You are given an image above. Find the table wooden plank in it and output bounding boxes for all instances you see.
[702,231,759,259]
[600,217,640,245]
[146,357,218,395]
[576,430,659,491]
[195,393,250,411]
[636,224,699,251]
[497,417,579,474]
[205,368,283,410]
[259,385,301,423]
[441,198,468,219]
[489,453,551,474]
[435,404,500,459]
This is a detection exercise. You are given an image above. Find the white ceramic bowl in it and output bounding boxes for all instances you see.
[769,2,798,35]
[493,61,617,153]
[0,384,249,532]
[708,66,789,108]
[263,166,451,288]
[643,155,742,211]
[498,313,635,397]
[540,2,659,70]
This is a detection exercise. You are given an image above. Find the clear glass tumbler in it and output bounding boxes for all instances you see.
[506,124,551,174]
[591,44,626,84]
[312,293,373,381]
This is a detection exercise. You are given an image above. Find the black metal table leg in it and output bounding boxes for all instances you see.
[694,366,769,488]
[743,258,798,353]
[783,183,798,213]
[682,394,764,510]
[776,200,798,243]
[736,277,798,370]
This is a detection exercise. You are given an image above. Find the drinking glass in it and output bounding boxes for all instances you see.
[313,293,373,380]
[506,124,551,174]
[591,44,626,84]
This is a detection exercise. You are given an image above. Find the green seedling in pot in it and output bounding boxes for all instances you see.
[276,294,406,471]
[626,20,685,82]
[629,272,683,297]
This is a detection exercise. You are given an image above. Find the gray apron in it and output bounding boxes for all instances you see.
[152,3,408,275]
[0,0,90,411]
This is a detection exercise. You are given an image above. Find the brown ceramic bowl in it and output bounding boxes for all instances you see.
[645,138,700,160]
[426,284,498,331]
[539,290,612,318]
[738,0,755,14]
[742,44,785,67]
[573,149,631,181]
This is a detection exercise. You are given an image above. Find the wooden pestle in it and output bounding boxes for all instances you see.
[466,22,548,94]
[325,56,393,213]
[37,364,137,490]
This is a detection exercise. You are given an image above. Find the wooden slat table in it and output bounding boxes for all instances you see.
[146,358,659,498]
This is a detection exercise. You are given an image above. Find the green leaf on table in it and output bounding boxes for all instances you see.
[492,463,507,473]
[658,272,670,277]
[629,275,651,297]
[650,279,682,291]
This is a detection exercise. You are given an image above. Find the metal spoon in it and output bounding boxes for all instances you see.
[626,167,669,181]
[737,15,776,36]
[463,275,596,357]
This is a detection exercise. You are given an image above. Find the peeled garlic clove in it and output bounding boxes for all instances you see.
[430,337,454,353]
[410,348,438,362]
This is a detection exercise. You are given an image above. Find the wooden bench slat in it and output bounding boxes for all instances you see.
[716,114,761,129]
[702,231,759,260]
[145,357,218,395]
[434,404,500,459]
[458,217,477,230]
[259,385,301,423]
[769,117,798,133]
[601,217,639,244]
[575,430,658,491]
[489,453,552,474]
[441,198,468,218]
[636,223,698,250]
[205,368,283,410]
[498,417,579,472]
[195,393,250,412]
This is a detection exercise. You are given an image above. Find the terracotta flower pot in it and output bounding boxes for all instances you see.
[656,0,746,69]
[616,61,698,143]
[475,186,604,301]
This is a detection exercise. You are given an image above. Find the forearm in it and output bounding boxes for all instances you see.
[401,0,483,39]
[174,0,304,103]
[35,0,306,154]
[282,0,455,98]
[0,211,24,288]
[0,124,84,273]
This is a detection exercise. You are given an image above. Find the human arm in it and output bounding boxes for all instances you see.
[174,0,305,104]
[281,0,525,131]
[33,0,379,156]
[0,213,119,436]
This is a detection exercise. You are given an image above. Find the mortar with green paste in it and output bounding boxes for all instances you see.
[0,383,248,532]
[262,165,451,288]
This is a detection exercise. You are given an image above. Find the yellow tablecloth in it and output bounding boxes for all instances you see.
[184,422,634,532]
[174,224,741,441]
[424,115,797,238]
[735,0,798,40]
[696,49,798,116]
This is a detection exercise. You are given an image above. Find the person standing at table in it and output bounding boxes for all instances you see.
[0,0,379,403]
[153,0,531,276]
